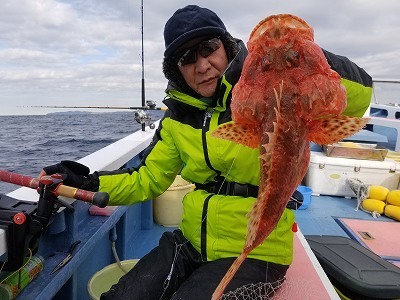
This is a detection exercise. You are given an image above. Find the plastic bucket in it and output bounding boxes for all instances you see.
[297,185,313,210]
[87,259,139,300]
[153,175,195,227]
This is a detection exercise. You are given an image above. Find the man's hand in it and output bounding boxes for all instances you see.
[39,161,99,191]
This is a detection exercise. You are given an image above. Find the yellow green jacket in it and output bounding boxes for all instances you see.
[97,43,372,265]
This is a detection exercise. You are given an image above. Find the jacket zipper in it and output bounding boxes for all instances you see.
[201,109,218,262]
[203,109,212,127]
[202,109,222,180]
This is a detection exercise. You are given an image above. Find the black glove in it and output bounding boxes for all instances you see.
[42,160,99,192]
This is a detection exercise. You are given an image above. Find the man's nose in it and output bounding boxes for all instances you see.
[195,54,211,72]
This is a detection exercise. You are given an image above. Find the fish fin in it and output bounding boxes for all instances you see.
[212,123,260,148]
[310,116,370,145]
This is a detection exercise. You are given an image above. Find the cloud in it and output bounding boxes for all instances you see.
[0,0,399,115]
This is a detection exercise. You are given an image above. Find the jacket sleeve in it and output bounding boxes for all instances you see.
[98,113,184,205]
[322,49,373,117]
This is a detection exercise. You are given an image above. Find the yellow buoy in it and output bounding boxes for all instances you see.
[362,198,386,214]
[384,205,400,221]
[387,190,400,206]
[368,186,389,201]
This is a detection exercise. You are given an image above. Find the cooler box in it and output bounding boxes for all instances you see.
[305,151,400,197]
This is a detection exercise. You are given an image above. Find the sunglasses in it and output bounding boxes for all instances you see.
[177,37,222,67]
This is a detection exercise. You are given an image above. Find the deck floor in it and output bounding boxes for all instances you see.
[294,194,394,236]
[133,194,391,259]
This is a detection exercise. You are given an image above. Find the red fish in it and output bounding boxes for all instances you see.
[211,14,369,299]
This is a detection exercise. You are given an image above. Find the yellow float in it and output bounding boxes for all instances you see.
[361,198,386,214]
[368,185,389,201]
[384,205,400,221]
[386,190,400,206]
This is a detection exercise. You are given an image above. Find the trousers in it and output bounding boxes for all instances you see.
[100,230,288,300]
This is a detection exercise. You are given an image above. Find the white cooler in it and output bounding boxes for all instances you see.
[305,151,400,197]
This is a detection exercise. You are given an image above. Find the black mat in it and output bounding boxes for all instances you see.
[305,235,400,299]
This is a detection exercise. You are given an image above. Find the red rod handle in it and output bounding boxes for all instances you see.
[0,170,109,208]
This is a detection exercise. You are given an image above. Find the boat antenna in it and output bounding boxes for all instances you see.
[140,0,145,131]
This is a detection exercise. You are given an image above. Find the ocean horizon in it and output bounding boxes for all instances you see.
[0,110,164,194]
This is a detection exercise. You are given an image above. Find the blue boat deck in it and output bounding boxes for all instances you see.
[294,194,392,237]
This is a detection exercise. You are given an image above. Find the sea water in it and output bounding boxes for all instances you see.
[0,111,164,194]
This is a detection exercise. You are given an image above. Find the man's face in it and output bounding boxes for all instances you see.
[177,37,228,97]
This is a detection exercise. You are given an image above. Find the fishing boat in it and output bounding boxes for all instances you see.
[1,88,400,299]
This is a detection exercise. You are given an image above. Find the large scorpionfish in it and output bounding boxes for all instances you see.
[211,14,369,299]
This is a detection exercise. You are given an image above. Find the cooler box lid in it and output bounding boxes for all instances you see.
[310,151,400,172]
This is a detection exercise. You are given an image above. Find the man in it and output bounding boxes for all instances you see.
[41,5,372,299]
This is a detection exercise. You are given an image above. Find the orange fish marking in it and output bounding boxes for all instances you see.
[211,14,369,299]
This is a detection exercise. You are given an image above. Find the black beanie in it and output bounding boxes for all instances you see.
[164,5,227,57]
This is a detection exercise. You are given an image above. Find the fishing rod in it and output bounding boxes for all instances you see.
[141,0,146,131]
[31,100,167,130]
[30,105,165,110]
[30,103,166,111]
[0,169,109,208]
[30,2,158,131]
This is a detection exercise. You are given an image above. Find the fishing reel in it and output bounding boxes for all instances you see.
[134,110,155,129]
[134,100,158,129]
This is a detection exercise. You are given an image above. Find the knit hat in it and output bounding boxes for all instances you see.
[164,5,227,57]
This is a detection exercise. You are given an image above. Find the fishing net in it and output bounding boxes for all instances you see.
[346,177,369,210]
[220,279,283,300]
[347,177,384,218]
[220,277,330,299]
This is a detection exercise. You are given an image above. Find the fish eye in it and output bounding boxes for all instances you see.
[285,50,300,67]
[261,55,272,71]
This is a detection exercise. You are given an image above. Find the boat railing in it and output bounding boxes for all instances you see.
[371,79,400,105]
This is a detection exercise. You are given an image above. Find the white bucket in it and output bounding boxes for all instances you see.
[153,175,195,227]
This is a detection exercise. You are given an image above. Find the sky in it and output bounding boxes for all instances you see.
[1,0,400,116]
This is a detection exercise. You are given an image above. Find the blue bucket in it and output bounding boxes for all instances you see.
[297,185,312,210]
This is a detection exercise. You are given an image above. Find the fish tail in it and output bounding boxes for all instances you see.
[211,252,248,300]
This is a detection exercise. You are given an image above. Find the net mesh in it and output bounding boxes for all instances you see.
[346,177,369,210]
[220,277,330,299]
[220,280,283,300]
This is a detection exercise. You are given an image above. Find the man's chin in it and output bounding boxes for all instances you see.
[197,82,218,97]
